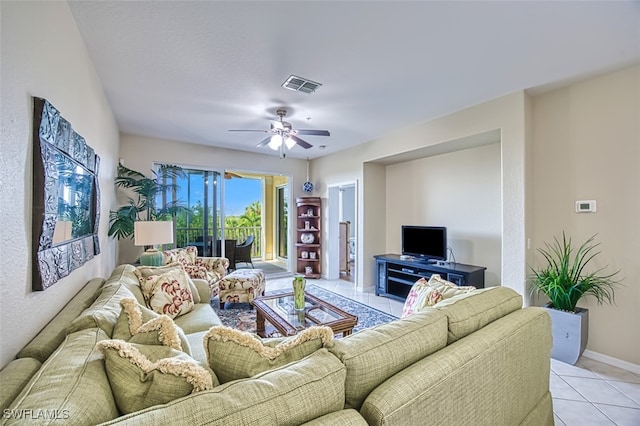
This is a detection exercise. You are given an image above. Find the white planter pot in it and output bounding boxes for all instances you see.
[544,303,588,365]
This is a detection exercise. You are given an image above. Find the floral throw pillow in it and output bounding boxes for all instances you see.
[401,275,476,318]
[401,278,430,318]
[139,268,195,319]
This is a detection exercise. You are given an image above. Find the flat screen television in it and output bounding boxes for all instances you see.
[401,226,447,261]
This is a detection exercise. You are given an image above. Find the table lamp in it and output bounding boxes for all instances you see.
[134,221,174,266]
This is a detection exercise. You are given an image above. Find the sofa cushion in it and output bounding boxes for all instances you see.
[173,303,221,334]
[329,309,448,410]
[401,275,475,318]
[434,286,523,343]
[67,282,138,336]
[0,357,42,412]
[102,264,146,305]
[204,325,334,384]
[6,328,118,425]
[97,340,216,415]
[100,349,346,426]
[17,277,104,362]
[112,298,191,354]
[139,268,196,319]
[302,409,368,425]
[359,307,551,426]
[135,263,201,304]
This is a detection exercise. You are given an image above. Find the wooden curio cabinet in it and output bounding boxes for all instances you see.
[295,197,321,278]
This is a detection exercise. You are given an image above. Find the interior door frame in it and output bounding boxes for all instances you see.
[327,180,358,284]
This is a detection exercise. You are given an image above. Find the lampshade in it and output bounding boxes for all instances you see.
[134,221,174,246]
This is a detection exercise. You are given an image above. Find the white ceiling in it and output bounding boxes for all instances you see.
[67,1,640,159]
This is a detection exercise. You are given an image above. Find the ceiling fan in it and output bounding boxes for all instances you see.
[229,109,330,158]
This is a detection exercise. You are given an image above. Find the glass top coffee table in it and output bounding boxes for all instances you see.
[253,292,358,338]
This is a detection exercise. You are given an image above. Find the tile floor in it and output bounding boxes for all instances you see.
[266,275,640,426]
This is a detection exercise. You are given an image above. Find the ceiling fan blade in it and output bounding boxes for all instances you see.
[289,134,313,149]
[228,129,268,132]
[256,136,272,148]
[296,129,330,136]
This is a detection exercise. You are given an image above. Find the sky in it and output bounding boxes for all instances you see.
[224,177,261,216]
[176,172,261,217]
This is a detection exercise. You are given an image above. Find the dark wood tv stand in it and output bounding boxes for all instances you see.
[374,254,486,301]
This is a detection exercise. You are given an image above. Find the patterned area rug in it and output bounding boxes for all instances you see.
[211,284,397,334]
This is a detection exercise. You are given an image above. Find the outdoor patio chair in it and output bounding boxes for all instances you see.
[234,235,255,269]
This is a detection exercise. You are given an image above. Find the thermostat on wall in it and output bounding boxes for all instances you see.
[576,200,597,213]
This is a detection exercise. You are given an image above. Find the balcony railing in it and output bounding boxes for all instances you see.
[175,226,261,258]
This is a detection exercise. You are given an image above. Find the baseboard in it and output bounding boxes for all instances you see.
[582,349,640,375]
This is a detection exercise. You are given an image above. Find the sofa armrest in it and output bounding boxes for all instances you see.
[0,358,42,411]
[192,278,214,301]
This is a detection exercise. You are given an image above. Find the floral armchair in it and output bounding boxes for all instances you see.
[162,246,229,297]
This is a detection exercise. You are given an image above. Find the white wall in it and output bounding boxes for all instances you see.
[385,143,502,285]
[118,133,310,265]
[531,65,640,366]
[313,91,529,294]
[0,2,119,368]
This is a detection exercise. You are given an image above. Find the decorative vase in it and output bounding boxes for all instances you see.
[301,233,315,244]
[293,275,306,311]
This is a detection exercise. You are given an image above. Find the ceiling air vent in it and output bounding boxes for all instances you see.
[281,75,322,94]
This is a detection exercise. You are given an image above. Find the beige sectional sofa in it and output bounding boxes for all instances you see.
[1,264,553,425]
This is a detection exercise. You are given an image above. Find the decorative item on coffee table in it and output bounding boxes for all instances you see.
[296,197,321,278]
[253,292,357,338]
[293,275,306,311]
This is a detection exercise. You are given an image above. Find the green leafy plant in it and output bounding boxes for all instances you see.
[529,232,621,312]
[108,164,187,239]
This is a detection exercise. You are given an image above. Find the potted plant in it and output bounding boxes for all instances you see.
[108,164,187,240]
[529,232,621,364]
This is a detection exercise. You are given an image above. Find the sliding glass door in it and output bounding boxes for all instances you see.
[174,169,221,257]
[161,166,290,270]
[276,184,288,260]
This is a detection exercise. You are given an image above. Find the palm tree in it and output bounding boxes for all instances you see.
[239,201,261,227]
[108,164,187,239]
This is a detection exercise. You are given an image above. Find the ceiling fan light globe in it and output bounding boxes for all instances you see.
[284,137,296,149]
[268,135,282,150]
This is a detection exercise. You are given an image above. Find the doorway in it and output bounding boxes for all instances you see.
[165,164,292,275]
[224,171,290,276]
[327,181,358,284]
